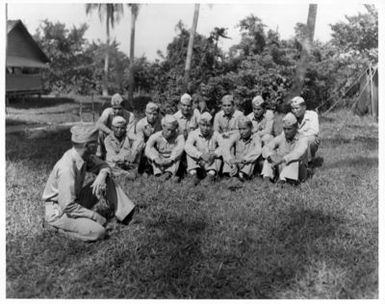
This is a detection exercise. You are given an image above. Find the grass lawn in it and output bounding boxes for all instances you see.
[5,105,378,299]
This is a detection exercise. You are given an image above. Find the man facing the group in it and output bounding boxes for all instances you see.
[42,124,135,242]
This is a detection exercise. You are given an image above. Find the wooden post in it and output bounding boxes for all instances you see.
[92,94,95,122]
[79,100,83,122]
[184,4,200,92]
[369,64,375,118]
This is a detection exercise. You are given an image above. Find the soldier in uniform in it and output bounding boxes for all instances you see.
[42,124,135,241]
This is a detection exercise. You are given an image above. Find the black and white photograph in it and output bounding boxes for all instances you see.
[3,0,382,300]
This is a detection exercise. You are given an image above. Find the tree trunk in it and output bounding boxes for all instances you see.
[290,4,317,99]
[184,3,200,93]
[103,19,110,97]
[127,7,136,111]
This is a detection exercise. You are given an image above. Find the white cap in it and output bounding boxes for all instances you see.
[282,113,298,127]
[291,96,305,107]
[111,115,127,127]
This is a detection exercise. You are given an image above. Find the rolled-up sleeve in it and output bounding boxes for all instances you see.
[97,108,112,134]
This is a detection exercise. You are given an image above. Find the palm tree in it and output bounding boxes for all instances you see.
[291,4,317,98]
[86,3,124,97]
[184,3,200,92]
[127,4,140,110]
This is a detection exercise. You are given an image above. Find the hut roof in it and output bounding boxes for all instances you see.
[7,20,50,68]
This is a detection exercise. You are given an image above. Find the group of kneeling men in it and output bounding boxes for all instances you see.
[42,92,320,241]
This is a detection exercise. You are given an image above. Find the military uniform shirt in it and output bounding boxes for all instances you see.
[185,129,223,159]
[297,110,319,137]
[98,107,136,137]
[213,109,244,136]
[247,109,274,137]
[223,133,262,164]
[262,133,308,164]
[42,148,111,220]
[104,134,142,166]
[135,116,162,142]
[145,131,185,162]
[173,109,200,138]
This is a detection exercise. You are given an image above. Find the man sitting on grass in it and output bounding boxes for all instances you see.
[290,96,320,163]
[104,116,143,180]
[96,93,136,159]
[246,95,274,145]
[173,93,200,140]
[261,112,309,186]
[145,115,185,182]
[222,116,262,183]
[135,102,162,175]
[185,112,223,186]
[213,94,244,139]
[42,124,135,242]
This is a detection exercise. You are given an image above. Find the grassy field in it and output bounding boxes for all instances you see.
[5,100,378,299]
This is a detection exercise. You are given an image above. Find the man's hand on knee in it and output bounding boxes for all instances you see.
[93,212,107,227]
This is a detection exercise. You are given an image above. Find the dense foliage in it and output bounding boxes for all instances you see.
[34,5,378,113]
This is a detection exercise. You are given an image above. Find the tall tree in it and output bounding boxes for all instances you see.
[85,3,124,96]
[290,4,317,98]
[184,3,200,92]
[126,3,140,110]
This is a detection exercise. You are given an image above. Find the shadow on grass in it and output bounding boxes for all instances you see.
[268,207,377,298]
[8,96,76,109]
[6,231,102,298]
[6,117,48,127]
[319,116,336,123]
[325,156,378,170]
[6,127,71,164]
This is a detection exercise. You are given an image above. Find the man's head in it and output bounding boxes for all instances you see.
[71,124,99,160]
[111,93,124,116]
[111,116,127,140]
[198,99,207,111]
[251,95,265,119]
[145,102,160,124]
[238,116,253,140]
[180,93,193,117]
[161,114,179,140]
[198,112,213,137]
[282,112,298,141]
[221,94,235,116]
[290,96,306,119]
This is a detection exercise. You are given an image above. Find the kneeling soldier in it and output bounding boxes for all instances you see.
[42,124,135,242]
[104,116,143,180]
[145,115,185,181]
[261,112,309,186]
[185,112,223,185]
[222,116,262,182]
